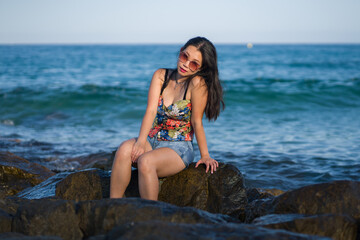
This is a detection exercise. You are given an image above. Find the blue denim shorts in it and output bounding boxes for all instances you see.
[147,136,195,168]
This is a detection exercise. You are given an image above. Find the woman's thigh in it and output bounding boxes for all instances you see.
[137,147,186,178]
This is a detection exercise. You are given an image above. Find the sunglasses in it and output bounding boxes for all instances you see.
[179,51,201,72]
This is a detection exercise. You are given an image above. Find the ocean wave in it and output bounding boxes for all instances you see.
[1,79,360,120]
[223,78,360,108]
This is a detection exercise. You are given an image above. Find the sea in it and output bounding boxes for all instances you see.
[1,44,359,190]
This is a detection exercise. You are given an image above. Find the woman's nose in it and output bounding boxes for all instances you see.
[183,60,190,68]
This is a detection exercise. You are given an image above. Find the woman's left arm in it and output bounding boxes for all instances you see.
[191,77,219,174]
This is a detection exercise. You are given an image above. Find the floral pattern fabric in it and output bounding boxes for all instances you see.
[149,95,193,141]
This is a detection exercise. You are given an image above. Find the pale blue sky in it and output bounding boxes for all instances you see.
[0,0,359,44]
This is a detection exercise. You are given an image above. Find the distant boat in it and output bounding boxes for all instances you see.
[247,43,253,48]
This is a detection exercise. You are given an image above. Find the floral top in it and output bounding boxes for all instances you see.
[148,95,193,141]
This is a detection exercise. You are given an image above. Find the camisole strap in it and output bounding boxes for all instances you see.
[160,69,169,95]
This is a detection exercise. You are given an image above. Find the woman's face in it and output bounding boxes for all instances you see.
[177,45,202,77]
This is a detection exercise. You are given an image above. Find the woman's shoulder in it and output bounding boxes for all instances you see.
[153,68,170,83]
[190,75,206,89]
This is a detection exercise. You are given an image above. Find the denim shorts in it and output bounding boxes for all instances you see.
[147,136,195,168]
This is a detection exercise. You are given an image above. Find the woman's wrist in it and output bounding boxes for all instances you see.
[200,153,210,158]
[137,136,147,144]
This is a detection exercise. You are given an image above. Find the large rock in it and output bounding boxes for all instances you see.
[158,162,247,218]
[16,169,110,201]
[101,220,330,240]
[15,163,247,221]
[246,180,360,222]
[12,199,82,240]
[55,169,109,201]
[253,213,358,240]
[246,187,278,203]
[0,209,12,233]
[77,197,238,238]
[0,152,55,197]
[16,171,73,199]
[3,197,330,240]
[0,197,32,233]
[0,232,62,240]
[271,181,360,219]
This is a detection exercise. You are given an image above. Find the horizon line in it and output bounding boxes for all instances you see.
[1,42,360,45]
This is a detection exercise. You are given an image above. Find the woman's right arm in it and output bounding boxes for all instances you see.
[131,68,164,162]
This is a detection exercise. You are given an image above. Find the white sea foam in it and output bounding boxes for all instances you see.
[2,119,14,126]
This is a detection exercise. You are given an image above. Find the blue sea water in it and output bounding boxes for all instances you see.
[1,44,360,190]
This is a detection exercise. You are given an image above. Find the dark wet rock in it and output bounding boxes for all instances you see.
[104,220,330,240]
[77,197,238,238]
[245,180,360,223]
[245,198,275,223]
[271,180,360,219]
[15,163,247,221]
[0,232,62,240]
[158,162,247,219]
[246,188,286,204]
[87,235,106,240]
[55,169,110,201]
[12,199,82,240]
[246,188,275,203]
[253,213,358,240]
[16,171,72,199]
[64,151,115,171]
[0,152,55,197]
[0,197,23,216]
[16,169,110,201]
[259,188,285,197]
[0,209,12,233]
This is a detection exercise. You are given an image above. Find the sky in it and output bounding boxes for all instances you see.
[0,0,359,44]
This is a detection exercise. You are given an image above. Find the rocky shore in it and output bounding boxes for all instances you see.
[1,151,359,240]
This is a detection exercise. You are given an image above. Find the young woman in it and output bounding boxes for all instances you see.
[110,37,224,200]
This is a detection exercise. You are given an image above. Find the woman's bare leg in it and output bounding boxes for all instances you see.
[137,148,186,200]
[110,138,152,198]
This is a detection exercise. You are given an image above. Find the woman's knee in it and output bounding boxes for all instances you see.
[137,154,155,174]
[114,139,135,163]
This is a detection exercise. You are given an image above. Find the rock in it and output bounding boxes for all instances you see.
[272,180,360,219]
[16,171,72,199]
[158,162,247,219]
[104,220,330,240]
[259,188,286,197]
[0,197,42,234]
[16,169,110,201]
[0,232,62,239]
[0,197,24,216]
[55,169,110,201]
[0,209,12,233]
[4,191,341,240]
[64,151,115,171]
[87,234,106,240]
[245,198,275,223]
[253,213,358,240]
[245,180,360,223]
[15,163,247,221]
[246,188,276,203]
[0,152,55,197]
[12,199,82,240]
[77,197,238,238]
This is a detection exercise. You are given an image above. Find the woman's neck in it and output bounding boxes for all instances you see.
[174,71,188,84]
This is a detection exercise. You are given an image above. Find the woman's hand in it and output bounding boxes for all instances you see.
[131,140,146,163]
[195,156,219,174]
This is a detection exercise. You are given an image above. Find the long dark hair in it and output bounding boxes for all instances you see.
[174,36,225,121]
